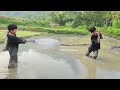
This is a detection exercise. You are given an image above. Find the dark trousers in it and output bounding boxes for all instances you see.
[86,44,99,59]
[8,48,18,68]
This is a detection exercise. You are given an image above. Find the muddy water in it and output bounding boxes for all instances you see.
[0,33,120,79]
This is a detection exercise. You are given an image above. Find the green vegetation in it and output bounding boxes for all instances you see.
[0,11,120,40]
[97,27,120,39]
[21,26,89,35]
[0,31,3,43]
[17,31,44,38]
[0,30,43,43]
[0,16,49,27]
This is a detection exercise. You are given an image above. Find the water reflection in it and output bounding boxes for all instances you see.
[4,68,18,79]
[1,48,86,79]
[87,60,97,79]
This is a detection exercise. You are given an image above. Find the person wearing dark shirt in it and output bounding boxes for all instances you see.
[5,24,34,68]
[85,27,103,59]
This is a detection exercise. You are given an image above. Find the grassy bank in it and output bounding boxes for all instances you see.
[97,27,120,40]
[0,30,44,43]
[0,25,89,35]
[20,26,120,40]
[0,15,120,40]
[20,26,89,35]
[1,25,120,40]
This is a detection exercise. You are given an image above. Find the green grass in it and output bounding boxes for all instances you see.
[0,16,120,40]
[17,31,43,37]
[21,26,89,35]
[0,31,3,43]
[1,24,120,40]
[97,27,120,40]
[0,30,43,43]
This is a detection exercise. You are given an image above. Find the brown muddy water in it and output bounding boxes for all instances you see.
[0,33,120,79]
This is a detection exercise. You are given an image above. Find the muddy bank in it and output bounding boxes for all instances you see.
[111,46,120,55]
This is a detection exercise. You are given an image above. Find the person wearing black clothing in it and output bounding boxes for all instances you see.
[85,27,103,59]
[5,24,34,68]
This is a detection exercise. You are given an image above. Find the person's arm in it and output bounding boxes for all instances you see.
[100,32,103,39]
[11,36,26,44]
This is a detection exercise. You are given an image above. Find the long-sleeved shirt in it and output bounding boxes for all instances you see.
[6,34,26,51]
[91,34,100,50]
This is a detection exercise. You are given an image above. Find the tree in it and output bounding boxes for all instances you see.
[72,12,83,28]
[50,11,73,26]
[111,11,120,28]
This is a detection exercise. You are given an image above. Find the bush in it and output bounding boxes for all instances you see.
[112,20,120,29]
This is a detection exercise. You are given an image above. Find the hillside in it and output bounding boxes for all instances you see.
[0,11,52,20]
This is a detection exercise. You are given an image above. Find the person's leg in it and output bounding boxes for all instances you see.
[12,52,18,68]
[8,52,14,68]
[8,48,18,68]
[93,50,98,59]
[85,45,92,56]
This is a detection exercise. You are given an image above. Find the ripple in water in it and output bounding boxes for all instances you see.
[0,38,87,79]
[16,49,86,79]
[0,49,87,79]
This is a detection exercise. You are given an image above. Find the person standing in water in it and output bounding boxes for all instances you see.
[85,27,103,59]
[4,24,34,68]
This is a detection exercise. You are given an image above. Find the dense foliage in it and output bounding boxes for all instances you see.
[0,11,120,39]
